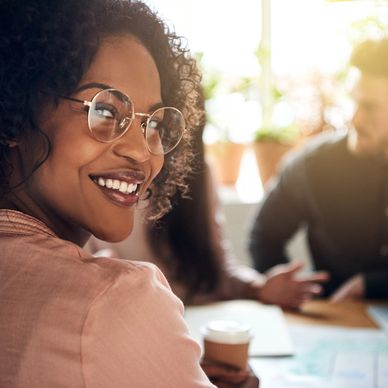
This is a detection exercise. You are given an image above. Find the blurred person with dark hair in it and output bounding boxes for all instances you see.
[249,37,388,302]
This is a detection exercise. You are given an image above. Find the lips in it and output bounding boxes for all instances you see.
[90,170,146,207]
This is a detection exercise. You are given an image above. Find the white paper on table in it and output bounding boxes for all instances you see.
[250,325,388,388]
[184,299,294,356]
[368,304,388,333]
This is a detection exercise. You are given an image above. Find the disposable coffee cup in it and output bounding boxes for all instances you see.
[201,320,251,370]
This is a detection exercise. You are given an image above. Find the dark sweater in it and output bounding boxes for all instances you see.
[249,131,388,298]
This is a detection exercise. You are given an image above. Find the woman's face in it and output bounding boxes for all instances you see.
[19,36,164,244]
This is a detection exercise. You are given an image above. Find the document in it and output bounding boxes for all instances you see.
[250,325,388,388]
[184,299,294,356]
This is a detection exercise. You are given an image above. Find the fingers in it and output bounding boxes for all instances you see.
[202,362,260,388]
[290,278,326,296]
[329,282,353,302]
[285,261,305,274]
[330,274,365,303]
[298,271,330,283]
[265,261,304,277]
[330,289,345,303]
[303,283,323,295]
[201,359,248,384]
[279,282,324,310]
[329,282,353,303]
[296,283,324,301]
[282,291,315,310]
[260,265,330,308]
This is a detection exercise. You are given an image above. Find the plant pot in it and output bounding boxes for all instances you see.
[253,140,294,186]
[205,142,245,186]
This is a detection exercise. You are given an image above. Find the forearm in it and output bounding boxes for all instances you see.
[217,256,266,301]
[186,252,266,305]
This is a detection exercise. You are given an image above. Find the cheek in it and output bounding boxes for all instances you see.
[38,105,98,176]
[29,116,104,209]
[46,107,105,175]
[30,139,103,211]
[47,129,102,181]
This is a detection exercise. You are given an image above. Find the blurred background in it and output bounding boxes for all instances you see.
[143,0,388,264]
[144,0,388,200]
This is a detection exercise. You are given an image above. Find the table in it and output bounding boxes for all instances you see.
[250,299,388,388]
[284,300,379,328]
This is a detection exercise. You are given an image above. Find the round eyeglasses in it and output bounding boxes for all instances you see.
[59,88,185,155]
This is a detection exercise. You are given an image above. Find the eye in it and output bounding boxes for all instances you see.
[148,117,163,130]
[93,102,118,120]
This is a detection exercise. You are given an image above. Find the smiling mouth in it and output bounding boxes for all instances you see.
[94,176,139,194]
[90,176,142,207]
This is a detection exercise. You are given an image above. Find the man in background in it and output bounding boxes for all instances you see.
[249,37,388,301]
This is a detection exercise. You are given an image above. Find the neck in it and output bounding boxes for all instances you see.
[0,193,91,247]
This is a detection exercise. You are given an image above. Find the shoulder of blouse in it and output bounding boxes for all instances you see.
[80,260,214,387]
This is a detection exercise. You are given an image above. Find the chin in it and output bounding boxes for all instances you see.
[106,231,133,243]
[92,224,134,243]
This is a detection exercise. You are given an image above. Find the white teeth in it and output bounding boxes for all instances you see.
[127,183,138,194]
[119,181,128,193]
[95,177,138,194]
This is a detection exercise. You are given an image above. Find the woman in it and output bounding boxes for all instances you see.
[0,1,259,387]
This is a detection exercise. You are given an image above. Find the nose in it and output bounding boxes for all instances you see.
[112,117,150,163]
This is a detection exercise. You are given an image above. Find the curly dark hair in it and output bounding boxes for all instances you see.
[0,0,202,219]
[148,91,221,303]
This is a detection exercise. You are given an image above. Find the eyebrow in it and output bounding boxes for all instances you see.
[75,82,164,112]
[149,101,164,112]
[75,82,113,93]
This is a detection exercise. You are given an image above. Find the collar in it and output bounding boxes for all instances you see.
[0,209,91,258]
[0,209,57,237]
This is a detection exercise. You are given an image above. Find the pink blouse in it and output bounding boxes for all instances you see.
[0,210,214,388]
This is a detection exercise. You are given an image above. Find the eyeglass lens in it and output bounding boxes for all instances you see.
[88,89,184,154]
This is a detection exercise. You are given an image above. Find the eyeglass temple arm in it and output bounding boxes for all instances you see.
[58,95,92,108]
[41,91,92,107]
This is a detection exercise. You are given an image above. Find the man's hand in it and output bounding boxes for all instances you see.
[201,359,259,387]
[330,274,365,302]
[258,261,329,309]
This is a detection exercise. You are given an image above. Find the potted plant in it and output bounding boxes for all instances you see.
[253,123,299,186]
[205,140,245,186]
[197,56,246,186]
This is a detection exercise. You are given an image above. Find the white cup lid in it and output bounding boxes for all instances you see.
[201,320,251,344]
